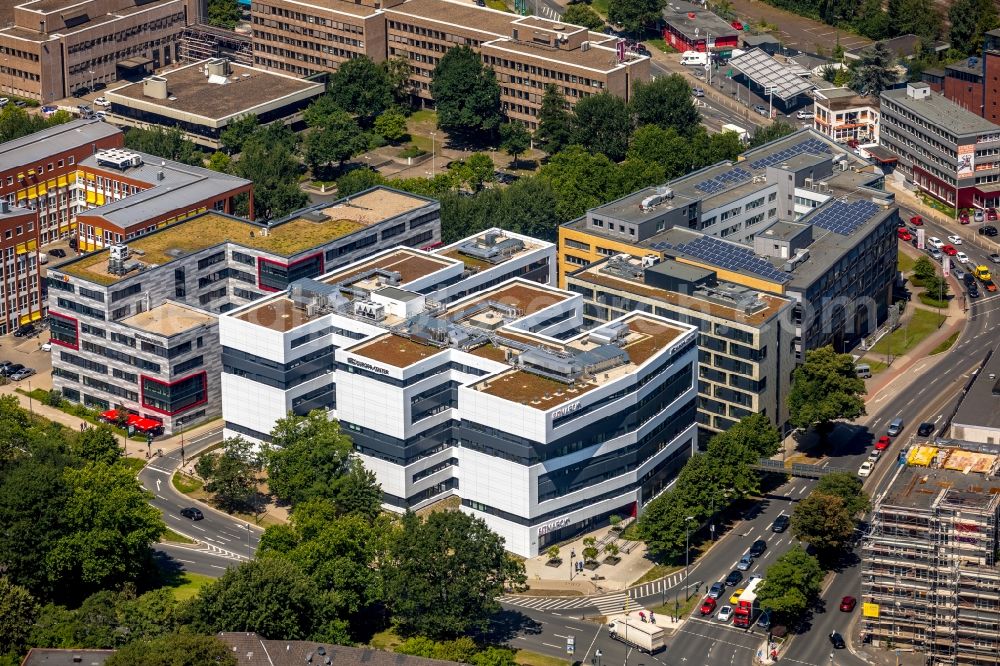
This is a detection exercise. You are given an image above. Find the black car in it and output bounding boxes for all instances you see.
[724,570,744,587]
[829,631,846,649]
[180,507,204,521]
[964,272,977,287]
[771,514,790,533]
[748,539,768,557]
[979,225,999,237]
[917,422,935,437]
[13,324,34,337]
[969,283,980,298]
[1,364,24,377]
[72,86,91,98]
[49,248,66,258]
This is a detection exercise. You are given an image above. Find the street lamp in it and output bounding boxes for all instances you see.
[245,523,252,559]
[684,515,694,598]
[430,132,437,175]
[570,549,575,581]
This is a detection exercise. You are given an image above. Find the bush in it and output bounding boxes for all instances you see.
[42,390,62,408]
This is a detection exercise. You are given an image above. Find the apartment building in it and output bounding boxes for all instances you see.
[559,129,900,360]
[861,444,1000,666]
[221,246,696,556]
[47,186,444,433]
[881,83,1000,210]
[0,202,44,333]
[0,119,123,246]
[811,87,880,145]
[0,0,201,102]
[565,255,793,435]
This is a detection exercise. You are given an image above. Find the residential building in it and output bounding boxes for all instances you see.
[0,202,44,333]
[812,87,880,145]
[565,254,793,435]
[559,129,900,360]
[0,118,123,246]
[20,649,114,666]
[0,0,201,102]
[861,444,1000,666]
[661,0,739,54]
[105,58,325,149]
[844,34,950,63]
[47,186,443,434]
[880,82,1000,209]
[950,349,1000,445]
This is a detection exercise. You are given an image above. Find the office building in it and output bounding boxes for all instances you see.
[881,82,1000,209]
[559,129,900,360]
[47,186,443,434]
[861,444,1000,666]
[936,32,1000,125]
[105,58,325,149]
[565,254,793,434]
[0,202,44,333]
[0,118,123,246]
[949,349,1000,445]
[811,87,880,145]
[221,242,697,556]
[0,0,201,102]
[661,0,739,54]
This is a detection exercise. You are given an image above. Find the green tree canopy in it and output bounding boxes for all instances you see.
[787,346,867,433]
[0,576,38,656]
[384,511,526,639]
[850,42,899,96]
[714,412,782,458]
[336,167,386,197]
[194,436,260,513]
[430,46,503,142]
[913,255,936,282]
[791,492,857,552]
[571,92,631,162]
[948,0,998,56]
[449,153,496,192]
[608,0,665,33]
[500,121,531,165]
[754,546,824,621]
[328,57,394,124]
[498,176,562,240]
[304,109,367,176]
[748,121,796,148]
[535,85,574,155]
[563,4,605,29]
[383,56,414,103]
[73,426,120,466]
[629,75,701,135]
[107,634,238,666]
[816,472,871,516]
[854,0,890,39]
[123,127,204,166]
[374,108,409,143]
[230,138,307,220]
[207,0,241,29]
[887,0,942,40]
[539,145,621,220]
[219,114,260,153]
[0,104,73,144]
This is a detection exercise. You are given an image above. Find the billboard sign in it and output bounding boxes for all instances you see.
[958,144,975,178]
[917,228,925,250]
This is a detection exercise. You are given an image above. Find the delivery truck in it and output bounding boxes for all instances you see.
[733,577,764,628]
[681,51,709,66]
[607,612,665,653]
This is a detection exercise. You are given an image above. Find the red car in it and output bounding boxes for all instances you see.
[942,244,958,256]
[960,211,971,224]
[731,20,744,30]
[897,229,912,241]
[989,208,998,221]
[875,436,891,451]
[840,596,857,612]
[910,215,923,226]
[700,596,717,615]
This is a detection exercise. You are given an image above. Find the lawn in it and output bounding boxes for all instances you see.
[647,38,677,53]
[590,0,609,17]
[897,251,916,273]
[515,651,571,666]
[162,528,196,545]
[485,0,510,10]
[866,359,888,374]
[869,308,946,357]
[631,563,682,587]
[168,572,215,601]
[118,457,147,475]
[172,472,204,495]
[650,590,701,621]
[930,331,960,355]
[369,630,404,652]
[918,293,949,308]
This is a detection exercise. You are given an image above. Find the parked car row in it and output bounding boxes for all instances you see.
[0,361,35,381]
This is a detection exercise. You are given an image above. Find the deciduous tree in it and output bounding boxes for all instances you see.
[754,547,823,620]
[430,46,503,142]
[816,472,871,516]
[715,412,782,458]
[328,57,394,124]
[748,120,796,148]
[792,492,857,552]
[535,85,573,155]
[0,576,38,655]
[336,167,386,197]
[304,109,367,176]
[608,0,665,33]
[850,41,898,96]
[73,426,120,466]
[107,634,237,666]
[787,346,866,433]
[563,4,605,29]
[207,0,241,29]
[887,0,941,40]
[571,92,631,161]
[500,121,531,166]
[219,114,260,153]
[629,75,701,135]
[374,108,409,143]
[194,436,260,513]
[449,153,495,192]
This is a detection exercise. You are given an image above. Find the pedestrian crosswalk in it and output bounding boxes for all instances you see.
[536,4,560,20]
[500,570,690,614]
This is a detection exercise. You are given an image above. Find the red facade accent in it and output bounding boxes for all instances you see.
[139,370,208,416]
[256,252,326,293]
[48,311,79,350]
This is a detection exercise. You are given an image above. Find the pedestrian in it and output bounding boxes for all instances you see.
[649,611,656,624]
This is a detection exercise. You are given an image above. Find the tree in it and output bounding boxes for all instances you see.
[608,0,664,33]
[384,511,526,639]
[748,121,796,149]
[194,436,260,513]
[383,56,414,104]
[714,413,782,458]
[497,176,561,239]
[755,547,824,620]
[0,576,38,656]
[563,4,605,29]
[107,634,237,666]
[708,129,746,163]
[374,108,408,143]
[949,0,999,56]
[430,46,503,142]
[500,122,531,166]
[207,0,241,29]
[850,42,898,96]
[535,85,574,156]
[450,153,496,192]
[123,127,203,166]
[913,255,936,283]
[546,546,560,561]
[230,139,307,220]
[329,57,394,124]
[265,411,381,517]
[854,0,890,39]
[571,93,631,162]
[887,0,941,40]
[0,105,72,144]
[305,110,367,176]
[628,125,697,179]
[630,75,701,135]
[73,425,119,466]
[219,114,260,153]
[787,346,867,434]
[815,472,871,516]
[791,492,857,552]
[539,145,621,220]
[206,151,231,173]
[336,167,386,197]
[46,462,164,594]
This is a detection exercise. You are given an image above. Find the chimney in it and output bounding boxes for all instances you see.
[157,160,165,181]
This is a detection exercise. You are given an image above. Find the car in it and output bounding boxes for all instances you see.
[840,596,857,612]
[989,208,998,221]
[72,87,91,97]
[76,104,92,115]
[1,364,24,377]
[915,422,934,437]
[979,225,998,236]
[796,110,814,119]
[929,249,943,261]
[708,582,726,599]
[13,100,25,108]
[927,236,944,249]
[867,450,881,463]
[829,631,846,649]
[753,104,769,116]
[93,96,110,107]
[984,279,998,292]
[960,211,971,224]
[724,570,744,587]
[858,461,874,478]
[947,235,963,245]
[975,209,986,222]
[40,342,51,352]
[700,596,718,615]
[771,514,790,532]
[0,361,12,374]
[717,606,734,622]
[180,507,204,520]
[730,588,744,604]
[475,0,486,5]
[942,244,957,256]
[897,228,912,241]
[964,272,977,286]
[10,367,35,381]
[888,417,905,436]
[13,324,33,337]
[692,87,705,97]
[991,253,1000,264]
[957,251,970,264]
[0,97,7,107]
[955,267,967,281]
[736,553,754,571]
[969,282,981,297]
[49,248,66,258]
[910,215,924,226]
[748,539,767,557]
[875,435,891,450]
[94,111,107,121]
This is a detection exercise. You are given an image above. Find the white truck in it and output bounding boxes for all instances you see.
[721,123,750,143]
[607,612,665,653]
[681,51,709,66]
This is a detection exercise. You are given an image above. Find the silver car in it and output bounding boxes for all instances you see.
[10,367,35,381]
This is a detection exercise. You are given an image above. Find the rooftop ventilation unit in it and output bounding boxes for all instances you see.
[288,278,349,315]
[640,187,674,211]
[602,254,644,280]
[456,231,526,264]
[588,321,630,346]
[782,248,810,272]
[354,300,386,322]
[95,149,142,170]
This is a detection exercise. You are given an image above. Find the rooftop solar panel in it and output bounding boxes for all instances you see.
[807,200,881,236]
[674,236,790,283]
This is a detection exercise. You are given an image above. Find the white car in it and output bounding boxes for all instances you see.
[927,236,944,250]
[867,450,881,464]
[956,251,971,264]
[858,461,874,478]
[975,209,986,222]
[94,96,110,107]
[796,110,814,120]
[947,235,963,245]
[40,341,51,352]
[717,605,734,622]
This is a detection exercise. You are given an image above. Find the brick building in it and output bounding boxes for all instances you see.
[661,0,739,54]
[0,202,44,333]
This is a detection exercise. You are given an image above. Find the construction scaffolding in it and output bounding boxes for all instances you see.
[178,23,253,66]
[861,445,1000,666]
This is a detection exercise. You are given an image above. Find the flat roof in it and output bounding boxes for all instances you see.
[20,648,114,666]
[351,333,446,368]
[662,0,738,41]
[291,188,431,228]
[952,347,1000,431]
[730,48,813,100]
[0,118,120,169]
[882,453,1000,511]
[444,281,569,318]
[482,39,635,73]
[386,0,518,38]
[881,88,1000,136]
[121,301,215,336]
[107,61,323,122]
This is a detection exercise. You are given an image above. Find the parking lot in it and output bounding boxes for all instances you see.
[0,326,53,390]
[728,0,871,54]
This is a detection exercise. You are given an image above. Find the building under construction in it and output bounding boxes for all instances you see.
[861,442,1000,666]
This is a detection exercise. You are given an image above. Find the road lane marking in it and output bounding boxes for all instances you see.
[541,643,560,650]
[190,524,206,532]
[210,565,225,569]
